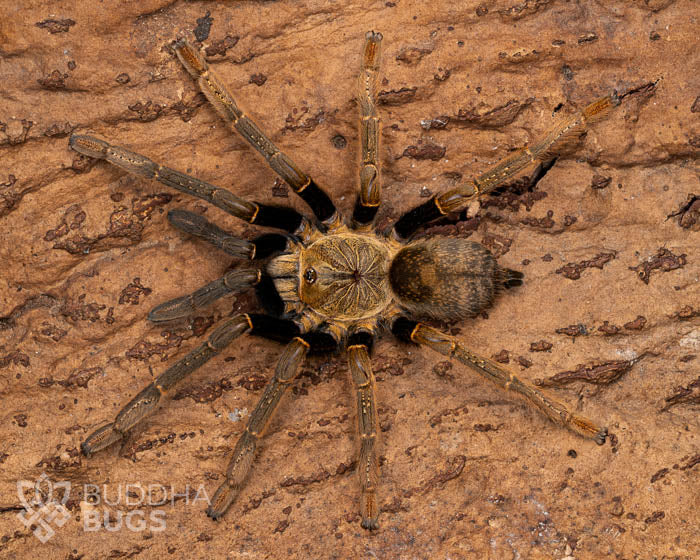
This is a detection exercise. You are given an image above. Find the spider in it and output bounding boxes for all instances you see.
[71,32,612,530]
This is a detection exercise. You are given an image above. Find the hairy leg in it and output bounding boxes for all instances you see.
[148,269,261,323]
[81,315,252,456]
[173,39,339,229]
[206,337,309,519]
[70,134,307,234]
[352,31,383,229]
[391,96,617,240]
[81,313,312,456]
[166,209,289,259]
[347,338,380,529]
[392,318,607,443]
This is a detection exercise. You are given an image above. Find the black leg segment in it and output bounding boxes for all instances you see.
[246,314,337,354]
[252,204,304,232]
[297,180,337,223]
[300,331,339,355]
[391,316,419,344]
[252,234,290,259]
[247,313,301,343]
[352,198,379,226]
[255,273,286,317]
[391,196,445,240]
[347,330,375,352]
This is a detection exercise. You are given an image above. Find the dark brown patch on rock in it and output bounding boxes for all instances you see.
[250,73,267,86]
[402,141,445,161]
[556,251,617,280]
[205,35,239,57]
[661,377,700,412]
[624,316,647,330]
[118,277,152,305]
[396,46,433,65]
[37,70,69,90]
[591,174,612,189]
[597,321,620,335]
[538,359,637,387]
[454,99,532,129]
[529,340,553,352]
[555,324,588,337]
[173,377,234,403]
[666,194,700,230]
[378,87,417,105]
[35,18,76,34]
[629,247,687,284]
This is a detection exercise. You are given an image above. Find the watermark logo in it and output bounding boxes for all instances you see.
[82,482,210,533]
[16,472,71,543]
[16,473,211,542]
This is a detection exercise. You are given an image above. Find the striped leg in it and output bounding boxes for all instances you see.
[352,31,383,229]
[205,330,338,519]
[70,135,307,233]
[347,332,380,529]
[147,210,291,323]
[81,314,253,456]
[173,39,339,229]
[148,269,261,323]
[392,318,608,444]
[166,209,288,259]
[81,314,308,457]
[391,96,618,240]
[206,337,309,519]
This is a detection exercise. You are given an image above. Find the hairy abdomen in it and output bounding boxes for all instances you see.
[389,238,512,320]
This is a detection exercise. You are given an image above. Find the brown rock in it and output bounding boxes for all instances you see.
[1,2,697,559]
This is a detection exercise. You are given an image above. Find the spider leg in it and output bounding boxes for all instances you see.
[81,314,251,456]
[352,31,383,229]
[207,331,338,519]
[69,134,307,234]
[81,314,307,456]
[392,318,608,444]
[390,95,618,240]
[148,269,261,323]
[172,39,340,230]
[149,210,291,322]
[167,209,288,259]
[347,331,380,530]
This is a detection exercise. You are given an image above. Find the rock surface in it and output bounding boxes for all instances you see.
[1,1,698,558]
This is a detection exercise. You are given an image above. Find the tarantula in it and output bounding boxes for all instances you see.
[72,32,612,530]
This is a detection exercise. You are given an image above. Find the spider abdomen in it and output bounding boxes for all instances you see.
[389,237,510,320]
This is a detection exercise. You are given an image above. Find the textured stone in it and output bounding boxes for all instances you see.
[0,1,698,558]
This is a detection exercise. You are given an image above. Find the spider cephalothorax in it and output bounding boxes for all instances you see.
[72,32,612,530]
[269,231,393,322]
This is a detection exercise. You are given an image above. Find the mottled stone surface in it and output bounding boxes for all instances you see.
[1,1,698,559]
